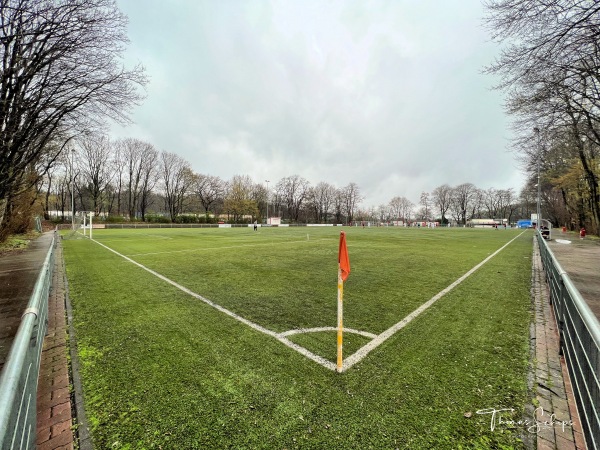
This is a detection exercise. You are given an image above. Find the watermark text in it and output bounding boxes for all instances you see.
[476,407,573,434]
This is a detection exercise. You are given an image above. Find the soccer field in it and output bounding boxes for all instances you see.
[64,226,534,449]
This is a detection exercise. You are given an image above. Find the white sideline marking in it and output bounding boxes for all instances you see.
[340,231,526,372]
[125,238,333,257]
[90,239,337,371]
[89,231,524,373]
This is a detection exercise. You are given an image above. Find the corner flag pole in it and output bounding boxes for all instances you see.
[337,265,344,372]
[337,231,350,373]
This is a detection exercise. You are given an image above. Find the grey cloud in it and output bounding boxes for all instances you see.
[113,0,525,207]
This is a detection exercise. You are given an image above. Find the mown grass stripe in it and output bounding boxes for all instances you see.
[125,238,333,257]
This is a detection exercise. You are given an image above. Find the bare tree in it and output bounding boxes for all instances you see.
[77,134,113,214]
[388,196,402,221]
[496,188,518,223]
[450,183,477,225]
[388,196,413,223]
[275,175,310,222]
[483,188,500,219]
[160,152,193,221]
[468,188,486,220]
[399,197,414,223]
[194,174,226,220]
[419,192,430,221]
[52,172,70,221]
[138,146,159,221]
[376,204,390,224]
[431,184,452,224]
[38,153,64,220]
[484,0,600,233]
[115,138,156,220]
[342,182,362,225]
[0,0,146,237]
[333,189,345,224]
[307,182,336,223]
[111,141,126,216]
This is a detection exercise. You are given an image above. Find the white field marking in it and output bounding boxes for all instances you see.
[125,238,333,257]
[279,327,378,339]
[90,238,337,371]
[88,231,524,373]
[339,230,527,372]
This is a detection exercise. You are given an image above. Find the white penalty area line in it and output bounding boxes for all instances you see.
[339,230,527,372]
[89,238,339,371]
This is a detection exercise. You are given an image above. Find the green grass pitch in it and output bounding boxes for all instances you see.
[63,226,534,449]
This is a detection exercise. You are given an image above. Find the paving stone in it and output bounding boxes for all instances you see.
[555,434,576,450]
[537,437,555,450]
[33,242,74,450]
[37,428,73,450]
[37,406,72,432]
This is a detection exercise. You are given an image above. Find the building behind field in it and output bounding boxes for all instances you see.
[467,218,508,228]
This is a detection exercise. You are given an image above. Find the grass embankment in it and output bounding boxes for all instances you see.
[0,231,39,254]
[64,228,533,449]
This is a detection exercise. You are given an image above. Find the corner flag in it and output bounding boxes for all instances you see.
[337,231,350,372]
[338,231,351,281]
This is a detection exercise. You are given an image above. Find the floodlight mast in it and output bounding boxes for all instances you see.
[265,180,270,224]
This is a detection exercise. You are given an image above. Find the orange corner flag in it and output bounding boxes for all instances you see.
[338,231,350,281]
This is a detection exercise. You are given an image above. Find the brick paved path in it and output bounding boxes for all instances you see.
[36,243,74,450]
[532,238,586,450]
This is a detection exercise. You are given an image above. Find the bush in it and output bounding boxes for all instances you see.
[106,215,127,223]
[197,215,218,224]
[0,184,40,242]
[174,214,198,224]
[145,214,170,224]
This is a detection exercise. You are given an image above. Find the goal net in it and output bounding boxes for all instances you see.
[63,215,84,239]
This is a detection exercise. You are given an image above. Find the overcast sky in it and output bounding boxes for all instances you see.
[112,0,524,208]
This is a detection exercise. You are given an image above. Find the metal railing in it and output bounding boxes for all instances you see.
[537,232,599,449]
[0,234,55,450]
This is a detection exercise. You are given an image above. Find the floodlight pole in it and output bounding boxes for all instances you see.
[265,180,270,225]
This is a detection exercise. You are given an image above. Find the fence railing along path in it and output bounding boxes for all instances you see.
[537,232,600,450]
[0,234,56,450]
